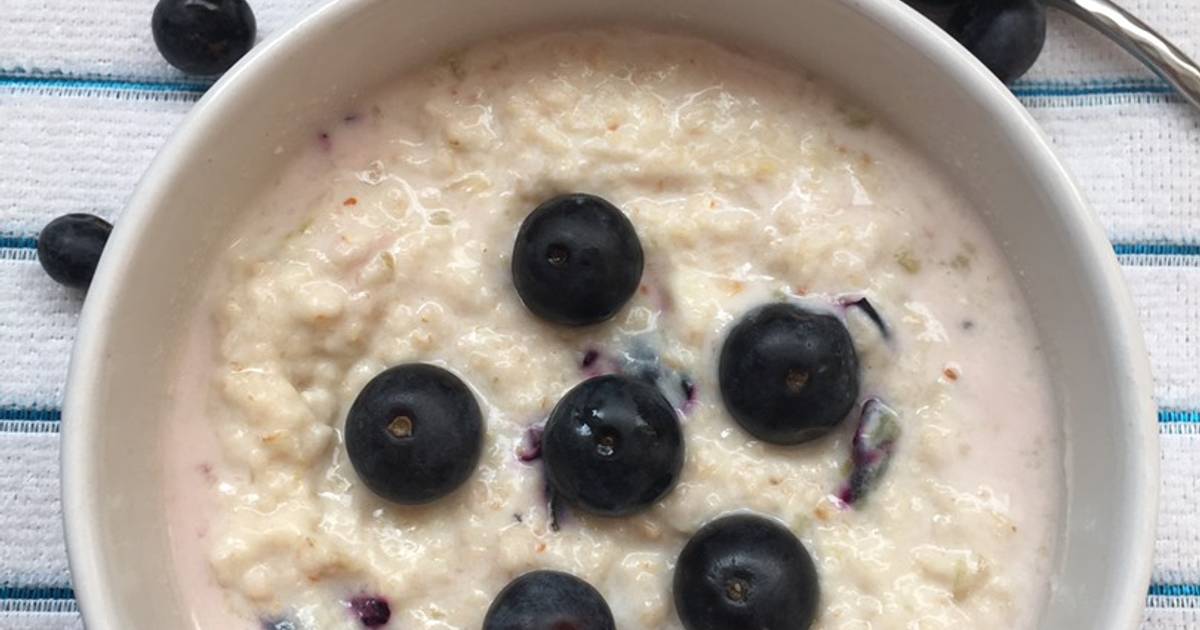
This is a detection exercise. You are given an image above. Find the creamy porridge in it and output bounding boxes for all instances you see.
[163,28,1060,630]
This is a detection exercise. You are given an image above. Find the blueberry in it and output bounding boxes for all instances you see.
[151,0,256,75]
[511,193,644,326]
[261,619,296,630]
[673,514,820,630]
[911,0,965,5]
[345,364,483,504]
[37,213,112,290]
[947,0,1046,84]
[483,570,615,630]
[347,596,390,628]
[718,303,859,445]
[897,0,966,38]
[542,375,683,516]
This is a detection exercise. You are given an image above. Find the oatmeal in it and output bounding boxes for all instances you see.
[164,28,1060,630]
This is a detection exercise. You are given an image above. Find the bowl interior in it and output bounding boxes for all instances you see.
[63,0,1157,627]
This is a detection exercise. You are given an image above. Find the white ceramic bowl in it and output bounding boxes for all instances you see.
[61,0,1158,627]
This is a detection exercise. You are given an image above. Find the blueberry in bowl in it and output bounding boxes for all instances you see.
[511,193,644,326]
[484,570,616,630]
[718,302,860,445]
[674,513,820,630]
[542,374,684,516]
[344,363,484,505]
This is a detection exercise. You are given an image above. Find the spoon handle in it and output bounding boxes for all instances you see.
[1048,0,1200,110]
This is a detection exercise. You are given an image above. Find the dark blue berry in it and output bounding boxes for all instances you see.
[347,596,390,628]
[37,213,112,290]
[542,375,683,516]
[947,0,1046,84]
[674,514,820,630]
[151,0,256,75]
[484,570,615,630]
[719,303,859,445]
[511,193,644,326]
[345,364,483,504]
[905,0,965,11]
[897,0,965,31]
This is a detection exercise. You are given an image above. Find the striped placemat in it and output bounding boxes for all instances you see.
[1,0,1197,627]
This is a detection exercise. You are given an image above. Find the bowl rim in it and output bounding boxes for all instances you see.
[61,0,1159,627]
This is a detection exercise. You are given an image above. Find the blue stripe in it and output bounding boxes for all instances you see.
[0,408,62,433]
[1149,583,1200,598]
[0,71,208,98]
[0,583,1196,605]
[1011,78,1174,98]
[1112,243,1200,268]
[0,236,38,261]
[0,585,77,614]
[1113,243,1200,257]
[0,406,1190,428]
[0,407,61,422]
[6,235,1200,259]
[1159,409,1200,424]
[0,70,1177,103]
[0,586,75,601]
[0,235,38,250]
[0,407,1185,425]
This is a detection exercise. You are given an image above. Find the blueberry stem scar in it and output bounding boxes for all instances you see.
[387,415,414,438]
[786,368,811,393]
[725,577,750,602]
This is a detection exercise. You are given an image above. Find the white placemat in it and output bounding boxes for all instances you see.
[1,0,1197,627]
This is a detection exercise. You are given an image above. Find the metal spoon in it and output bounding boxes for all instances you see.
[1048,0,1200,110]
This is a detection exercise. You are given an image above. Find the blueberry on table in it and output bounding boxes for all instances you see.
[718,303,859,445]
[901,0,967,24]
[483,570,616,630]
[36,213,112,290]
[673,514,820,630]
[946,0,1046,84]
[151,0,257,76]
[511,193,644,326]
[542,375,683,516]
[345,363,483,505]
